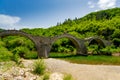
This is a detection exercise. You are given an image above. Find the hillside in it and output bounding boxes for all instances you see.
[21,7,120,47]
[21,8,120,40]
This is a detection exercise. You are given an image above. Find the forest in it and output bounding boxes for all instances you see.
[0,8,120,60]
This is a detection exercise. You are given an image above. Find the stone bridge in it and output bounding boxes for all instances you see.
[0,30,111,58]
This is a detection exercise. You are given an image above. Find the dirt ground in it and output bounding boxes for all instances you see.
[10,58,120,80]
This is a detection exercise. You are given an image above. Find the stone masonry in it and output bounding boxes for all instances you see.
[0,30,111,58]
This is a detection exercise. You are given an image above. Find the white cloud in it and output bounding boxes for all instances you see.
[88,1,95,8]
[97,0,116,9]
[0,14,20,25]
[88,0,117,10]
[0,14,21,29]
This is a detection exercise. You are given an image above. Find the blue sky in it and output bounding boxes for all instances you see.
[0,0,120,29]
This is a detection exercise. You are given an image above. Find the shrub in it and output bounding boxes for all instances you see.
[63,74,73,80]
[11,53,20,64]
[114,47,120,53]
[43,73,50,80]
[0,40,6,47]
[100,46,112,56]
[24,51,38,59]
[33,59,46,75]
[113,38,120,47]
[0,46,13,61]
[89,45,101,55]
[12,46,29,58]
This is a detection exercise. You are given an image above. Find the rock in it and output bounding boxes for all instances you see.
[2,72,13,80]
[14,76,24,80]
[19,69,25,76]
[24,72,37,80]
[49,72,63,80]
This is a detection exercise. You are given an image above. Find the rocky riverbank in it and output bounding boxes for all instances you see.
[1,58,120,80]
[0,60,64,80]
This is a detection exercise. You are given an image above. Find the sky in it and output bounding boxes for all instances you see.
[0,0,120,30]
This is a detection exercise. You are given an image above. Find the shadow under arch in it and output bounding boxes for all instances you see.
[87,37,106,47]
[0,30,39,57]
[85,37,109,55]
[49,33,88,57]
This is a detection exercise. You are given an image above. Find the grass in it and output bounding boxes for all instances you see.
[63,74,74,80]
[49,52,75,58]
[33,59,46,75]
[50,53,120,65]
[43,73,50,80]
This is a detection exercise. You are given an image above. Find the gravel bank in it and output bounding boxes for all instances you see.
[45,58,120,80]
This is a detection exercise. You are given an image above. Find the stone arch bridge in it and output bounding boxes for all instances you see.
[0,30,111,58]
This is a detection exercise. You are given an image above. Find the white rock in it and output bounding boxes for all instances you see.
[19,69,25,76]
[2,72,13,80]
[14,76,24,80]
[49,72,63,80]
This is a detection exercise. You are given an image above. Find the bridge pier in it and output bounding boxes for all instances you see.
[37,44,50,58]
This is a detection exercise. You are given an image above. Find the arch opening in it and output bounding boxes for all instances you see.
[88,38,106,55]
[89,39,105,47]
[49,34,87,58]
[50,38,77,57]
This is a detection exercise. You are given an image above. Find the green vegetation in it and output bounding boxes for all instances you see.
[50,53,120,65]
[1,7,120,79]
[0,40,13,62]
[0,8,120,63]
[63,74,74,80]
[49,52,75,58]
[20,8,120,54]
[43,73,50,80]
[11,52,20,64]
[0,36,37,62]
[33,59,46,75]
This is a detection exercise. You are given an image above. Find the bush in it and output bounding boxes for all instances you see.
[89,45,101,55]
[100,46,112,56]
[63,74,73,80]
[113,38,120,47]
[0,46,13,61]
[33,59,46,75]
[0,40,6,47]
[11,53,20,64]
[43,73,50,80]
[12,46,38,59]
[24,51,38,59]
[114,47,120,53]
[12,46,29,58]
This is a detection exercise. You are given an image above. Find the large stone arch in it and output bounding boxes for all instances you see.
[0,30,35,42]
[0,30,40,57]
[49,33,88,56]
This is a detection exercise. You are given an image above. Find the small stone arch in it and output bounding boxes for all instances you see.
[49,33,88,56]
[85,37,112,55]
[85,37,108,47]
